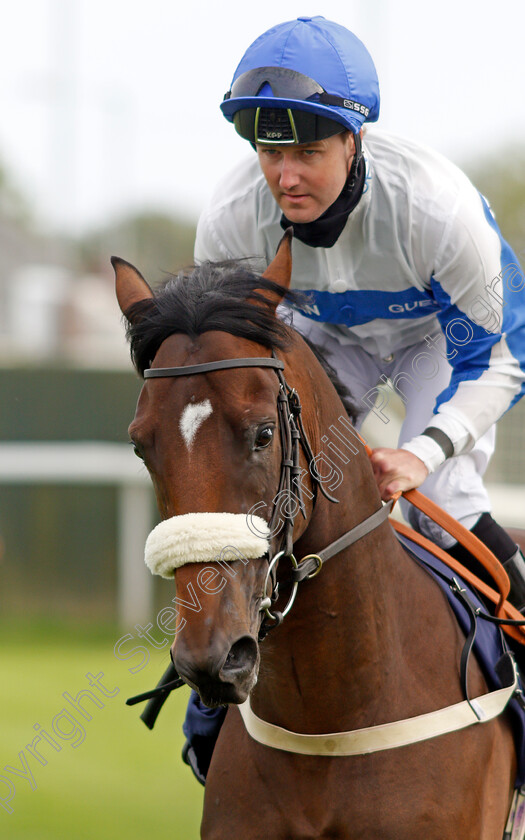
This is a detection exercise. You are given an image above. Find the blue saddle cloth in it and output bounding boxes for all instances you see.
[183,533,525,787]
[397,531,525,787]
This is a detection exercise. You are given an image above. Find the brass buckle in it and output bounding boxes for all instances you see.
[300,553,323,579]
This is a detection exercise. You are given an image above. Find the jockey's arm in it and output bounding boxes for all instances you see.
[395,193,525,490]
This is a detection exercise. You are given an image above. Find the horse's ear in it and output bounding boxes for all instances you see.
[112,257,154,320]
[259,227,293,310]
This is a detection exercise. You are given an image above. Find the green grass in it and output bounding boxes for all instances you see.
[0,619,203,839]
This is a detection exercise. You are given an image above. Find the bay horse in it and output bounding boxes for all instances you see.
[114,233,517,839]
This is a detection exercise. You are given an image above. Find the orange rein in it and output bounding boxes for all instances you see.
[360,439,525,646]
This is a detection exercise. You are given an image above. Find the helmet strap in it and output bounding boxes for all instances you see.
[347,132,362,194]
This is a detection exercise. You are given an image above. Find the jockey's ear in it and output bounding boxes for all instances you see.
[112,257,154,321]
[257,227,293,311]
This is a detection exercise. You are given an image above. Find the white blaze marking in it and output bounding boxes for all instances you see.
[179,399,213,451]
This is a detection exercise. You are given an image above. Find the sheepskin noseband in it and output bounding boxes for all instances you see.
[144,512,270,579]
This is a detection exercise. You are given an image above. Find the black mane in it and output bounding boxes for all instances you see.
[126,261,358,421]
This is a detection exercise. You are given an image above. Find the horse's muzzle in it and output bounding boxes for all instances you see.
[174,634,259,707]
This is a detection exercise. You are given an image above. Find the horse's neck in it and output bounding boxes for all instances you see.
[254,429,418,731]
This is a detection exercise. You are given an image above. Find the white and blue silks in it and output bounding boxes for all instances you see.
[195,129,525,479]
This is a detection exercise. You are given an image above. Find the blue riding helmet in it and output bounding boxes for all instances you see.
[221,16,380,145]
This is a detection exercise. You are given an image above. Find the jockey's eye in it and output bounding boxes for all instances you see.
[254,426,274,450]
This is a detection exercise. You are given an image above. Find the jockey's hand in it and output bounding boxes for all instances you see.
[369,447,429,501]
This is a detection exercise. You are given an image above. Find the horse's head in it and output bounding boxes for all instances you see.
[114,233,326,706]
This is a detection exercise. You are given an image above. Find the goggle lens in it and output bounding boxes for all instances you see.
[228,67,325,101]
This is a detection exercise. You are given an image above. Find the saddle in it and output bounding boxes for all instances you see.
[392,486,525,647]
[395,527,525,787]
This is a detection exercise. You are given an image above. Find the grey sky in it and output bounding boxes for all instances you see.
[1,0,523,233]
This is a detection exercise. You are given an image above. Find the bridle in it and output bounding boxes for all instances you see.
[143,353,390,626]
[127,351,392,723]
[145,354,330,628]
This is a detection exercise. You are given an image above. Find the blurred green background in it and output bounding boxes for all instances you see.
[1,619,203,838]
[0,201,203,836]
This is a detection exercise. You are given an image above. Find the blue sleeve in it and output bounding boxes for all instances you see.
[431,194,525,415]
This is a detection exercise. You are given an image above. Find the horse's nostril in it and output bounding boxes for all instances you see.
[222,636,258,675]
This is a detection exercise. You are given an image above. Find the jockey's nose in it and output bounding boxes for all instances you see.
[279,155,301,190]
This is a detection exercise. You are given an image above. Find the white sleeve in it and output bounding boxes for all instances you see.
[194,207,233,263]
[403,188,525,471]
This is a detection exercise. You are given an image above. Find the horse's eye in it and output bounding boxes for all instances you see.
[129,440,144,460]
[255,426,274,450]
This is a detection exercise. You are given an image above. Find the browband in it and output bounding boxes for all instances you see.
[144,357,285,379]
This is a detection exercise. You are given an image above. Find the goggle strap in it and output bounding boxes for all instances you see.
[317,93,370,117]
[224,91,369,119]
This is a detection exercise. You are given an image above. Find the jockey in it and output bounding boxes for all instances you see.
[183,15,525,783]
[195,15,525,605]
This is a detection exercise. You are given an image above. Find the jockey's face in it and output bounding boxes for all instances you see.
[256,131,356,224]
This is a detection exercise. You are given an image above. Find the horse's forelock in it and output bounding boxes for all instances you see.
[124,260,358,422]
[125,261,298,374]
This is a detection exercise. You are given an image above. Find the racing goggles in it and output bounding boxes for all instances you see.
[224,66,370,119]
